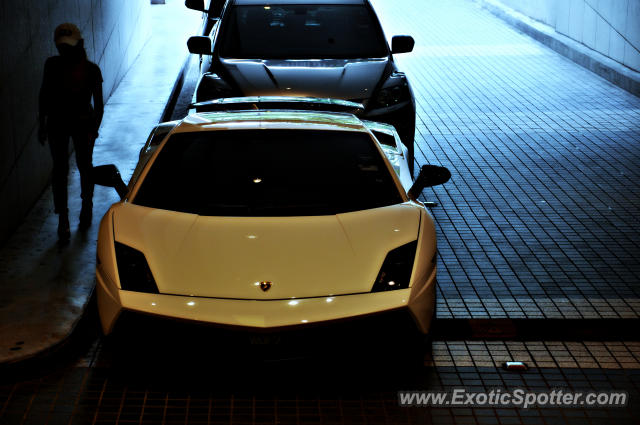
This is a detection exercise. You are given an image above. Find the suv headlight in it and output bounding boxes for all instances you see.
[115,242,159,293]
[371,240,418,292]
[196,72,236,101]
[370,72,411,110]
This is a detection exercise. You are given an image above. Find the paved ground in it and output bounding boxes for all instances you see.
[370,0,640,319]
[1,329,639,425]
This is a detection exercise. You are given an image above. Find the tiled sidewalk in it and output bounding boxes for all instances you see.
[431,341,640,369]
[372,0,640,319]
[2,338,639,424]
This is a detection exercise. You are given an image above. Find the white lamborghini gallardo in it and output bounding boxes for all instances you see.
[95,98,450,350]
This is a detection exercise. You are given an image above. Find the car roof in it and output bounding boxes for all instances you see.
[174,110,368,133]
[232,0,366,5]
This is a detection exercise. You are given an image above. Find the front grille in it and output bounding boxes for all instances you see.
[111,308,420,359]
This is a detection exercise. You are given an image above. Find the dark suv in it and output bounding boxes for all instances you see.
[187,0,417,172]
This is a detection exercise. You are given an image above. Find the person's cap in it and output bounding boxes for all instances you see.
[54,23,82,47]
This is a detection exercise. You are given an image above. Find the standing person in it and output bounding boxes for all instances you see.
[38,23,104,243]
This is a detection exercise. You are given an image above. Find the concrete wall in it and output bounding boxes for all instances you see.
[497,0,640,72]
[0,1,151,244]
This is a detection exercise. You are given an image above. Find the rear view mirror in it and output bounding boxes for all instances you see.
[407,165,451,200]
[187,36,212,55]
[93,164,128,199]
[391,35,415,54]
[185,0,205,11]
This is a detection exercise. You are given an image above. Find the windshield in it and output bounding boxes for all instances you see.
[219,5,388,59]
[133,129,403,216]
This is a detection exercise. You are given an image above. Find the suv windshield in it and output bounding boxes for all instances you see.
[219,5,388,59]
[133,129,403,216]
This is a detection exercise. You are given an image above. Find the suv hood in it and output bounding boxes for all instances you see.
[113,203,420,300]
[221,58,388,101]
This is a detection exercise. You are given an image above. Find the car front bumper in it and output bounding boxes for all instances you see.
[96,267,436,336]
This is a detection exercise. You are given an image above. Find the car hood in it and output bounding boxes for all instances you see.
[112,202,420,299]
[220,58,388,101]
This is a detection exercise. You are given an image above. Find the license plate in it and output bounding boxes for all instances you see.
[248,334,282,345]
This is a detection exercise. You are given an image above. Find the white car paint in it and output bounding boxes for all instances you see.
[96,109,439,337]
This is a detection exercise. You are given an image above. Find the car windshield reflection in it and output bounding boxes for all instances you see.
[219,5,388,59]
[133,129,403,216]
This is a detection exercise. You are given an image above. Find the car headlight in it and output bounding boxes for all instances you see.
[196,72,236,101]
[371,240,418,292]
[370,72,411,110]
[115,242,159,293]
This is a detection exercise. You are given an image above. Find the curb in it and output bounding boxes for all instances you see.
[432,318,640,341]
[475,0,640,97]
[0,290,100,375]
[160,54,191,123]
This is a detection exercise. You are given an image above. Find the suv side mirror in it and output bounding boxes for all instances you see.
[185,0,205,11]
[187,36,212,55]
[407,165,451,200]
[93,164,128,199]
[391,35,415,54]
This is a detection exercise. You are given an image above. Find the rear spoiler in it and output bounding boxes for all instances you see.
[190,96,365,115]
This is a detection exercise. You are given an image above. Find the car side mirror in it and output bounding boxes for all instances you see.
[185,0,205,11]
[187,36,212,55]
[93,164,128,200]
[407,165,451,200]
[391,35,415,54]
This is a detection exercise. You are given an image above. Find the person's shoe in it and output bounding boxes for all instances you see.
[58,214,70,243]
[79,202,93,231]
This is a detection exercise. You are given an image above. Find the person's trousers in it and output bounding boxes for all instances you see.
[48,125,95,215]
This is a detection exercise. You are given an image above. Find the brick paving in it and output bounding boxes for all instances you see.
[2,338,639,424]
[371,0,640,319]
[431,341,640,369]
